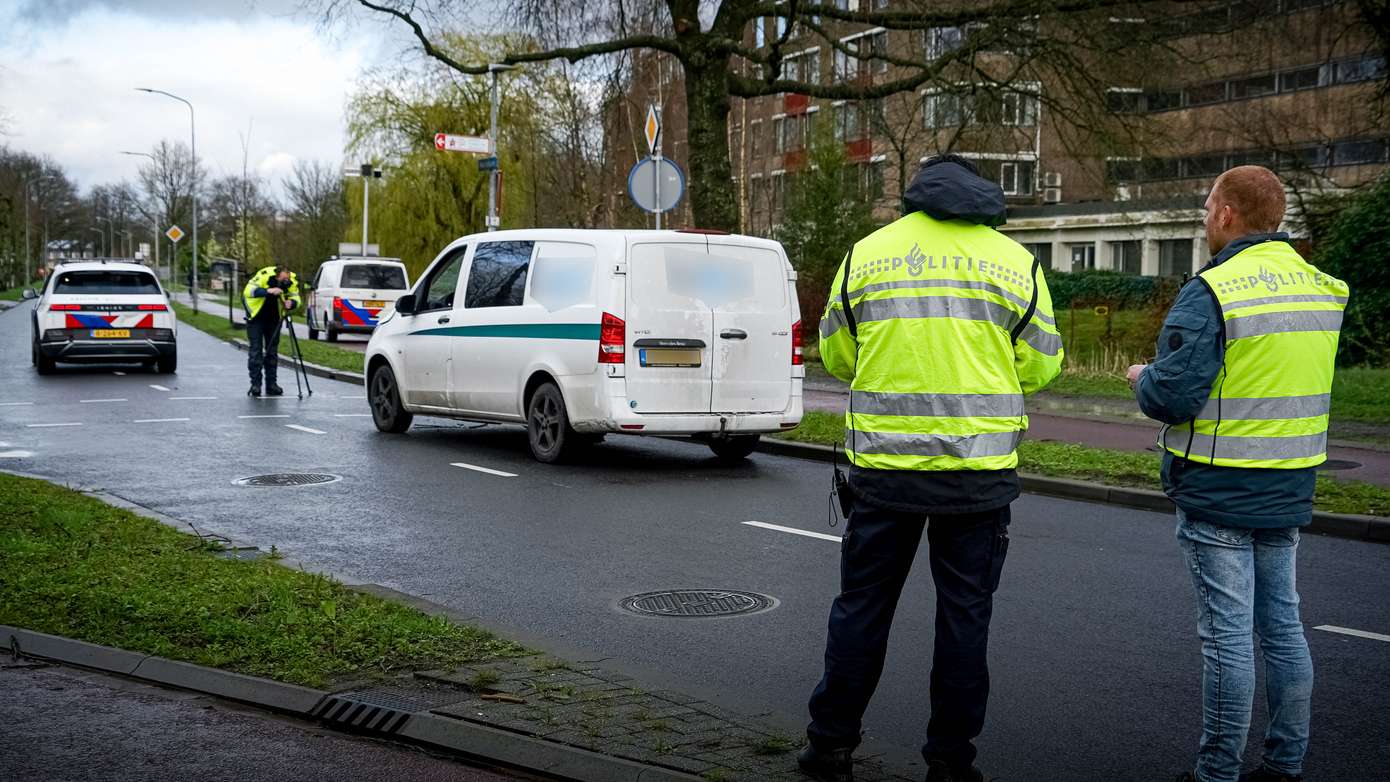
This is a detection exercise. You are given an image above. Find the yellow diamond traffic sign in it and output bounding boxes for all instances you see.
[644,105,660,153]
[165,225,185,243]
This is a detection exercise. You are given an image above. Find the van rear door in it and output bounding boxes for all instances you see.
[623,239,714,414]
[705,237,794,414]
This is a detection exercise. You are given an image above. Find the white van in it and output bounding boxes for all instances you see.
[363,229,804,463]
[305,258,410,341]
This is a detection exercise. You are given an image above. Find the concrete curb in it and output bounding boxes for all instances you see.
[0,625,698,782]
[228,337,366,386]
[756,437,1390,543]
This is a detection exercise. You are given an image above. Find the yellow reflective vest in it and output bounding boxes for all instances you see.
[242,266,301,321]
[1161,241,1347,469]
[820,211,1063,471]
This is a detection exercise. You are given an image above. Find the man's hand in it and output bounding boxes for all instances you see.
[283,298,294,310]
[266,287,283,296]
[1126,364,1147,390]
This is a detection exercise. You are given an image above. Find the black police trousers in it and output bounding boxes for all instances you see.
[246,313,282,387]
[807,496,1011,767]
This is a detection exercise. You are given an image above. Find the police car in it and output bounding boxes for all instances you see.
[26,260,177,374]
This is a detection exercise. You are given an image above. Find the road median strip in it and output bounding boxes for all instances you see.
[0,470,916,782]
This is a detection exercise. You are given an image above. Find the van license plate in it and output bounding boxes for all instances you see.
[640,348,701,368]
[91,329,130,339]
[364,300,385,308]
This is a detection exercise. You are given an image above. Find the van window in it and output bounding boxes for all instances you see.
[54,269,161,295]
[465,241,534,309]
[529,242,595,311]
[419,248,467,312]
[341,264,407,290]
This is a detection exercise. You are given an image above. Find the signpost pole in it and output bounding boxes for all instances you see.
[362,164,370,255]
[487,66,504,232]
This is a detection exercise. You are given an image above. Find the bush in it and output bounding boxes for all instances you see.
[1044,269,1160,310]
[1309,174,1390,367]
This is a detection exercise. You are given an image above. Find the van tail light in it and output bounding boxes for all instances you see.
[791,320,804,365]
[138,304,167,311]
[599,312,625,364]
[50,304,80,311]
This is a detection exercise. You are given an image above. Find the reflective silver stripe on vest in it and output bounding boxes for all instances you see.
[1197,393,1331,421]
[853,294,1019,332]
[846,278,1051,325]
[852,390,1025,418]
[1162,430,1327,461]
[847,429,1023,458]
[1017,321,1062,356]
[1222,294,1349,312]
[1225,310,1343,339]
[820,306,851,339]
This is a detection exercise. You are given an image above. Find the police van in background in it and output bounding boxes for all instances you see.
[305,257,411,341]
[26,260,177,374]
[364,229,804,464]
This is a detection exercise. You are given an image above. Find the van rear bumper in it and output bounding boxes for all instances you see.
[590,398,804,435]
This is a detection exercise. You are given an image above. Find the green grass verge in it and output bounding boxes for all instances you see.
[172,302,365,375]
[0,472,528,688]
[0,285,32,301]
[777,412,1390,518]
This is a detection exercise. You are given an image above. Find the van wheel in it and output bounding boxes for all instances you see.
[370,363,413,434]
[326,324,339,342]
[527,383,574,464]
[709,434,760,462]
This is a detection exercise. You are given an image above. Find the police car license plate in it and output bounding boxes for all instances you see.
[91,329,130,339]
[639,348,701,368]
[364,300,385,308]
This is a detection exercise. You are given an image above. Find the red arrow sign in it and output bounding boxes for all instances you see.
[434,133,446,151]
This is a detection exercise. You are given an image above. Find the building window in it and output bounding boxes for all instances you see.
[1001,91,1039,125]
[771,172,786,212]
[1021,243,1052,267]
[1185,81,1228,106]
[867,31,889,73]
[863,159,886,199]
[1183,154,1226,178]
[754,18,767,48]
[784,49,820,85]
[999,160,1035,195]
[1145,90,1183,111]
[749,120,763,158]
[1279,66,1324,92]
[1332,139,1388,166]
[1158,239,1193,277]
[1334,55,1388,84]
[1111,240,1142,275]
[924,92,969,128]
[1230,73,1277,99]
[925,26,964,60]
[1106,158,1140,183]
[1070,244,1096,273]
[1106,89,1142,114]
[835,102,869,141]
[772,116,786,154]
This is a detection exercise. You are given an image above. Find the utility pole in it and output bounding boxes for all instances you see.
[137,88,198,311]
[487,63,515,232]
[343,164,382,254]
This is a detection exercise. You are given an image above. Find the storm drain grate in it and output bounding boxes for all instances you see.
[233,473,341,487]
[313,685,469,735]
[621,589,775,618]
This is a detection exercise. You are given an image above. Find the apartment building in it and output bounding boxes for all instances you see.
[709,0,1386,276]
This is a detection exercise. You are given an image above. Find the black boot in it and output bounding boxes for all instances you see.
[797,744,853,782]
[266,382,284,396]
[926,760,984,782]
[1240,767,1302,782]
[248,384,261,397]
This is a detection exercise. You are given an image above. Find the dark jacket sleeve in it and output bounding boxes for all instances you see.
[1135,282,1224,424]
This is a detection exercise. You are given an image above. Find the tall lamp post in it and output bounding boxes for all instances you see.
[136,87,198,311]
[118,151,161,277]
[97,216,115,257]
[86,227,104,258]
[23,174,56,285]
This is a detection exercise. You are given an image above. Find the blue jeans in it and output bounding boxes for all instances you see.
[1176,511,1313,782]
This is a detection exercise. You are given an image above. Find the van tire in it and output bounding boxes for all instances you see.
[527,383,574,464]
[326,324,339,342]
[370,363,413,434]
[34,337,55,375]
[709,434,760,462]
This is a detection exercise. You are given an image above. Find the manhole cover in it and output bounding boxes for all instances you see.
[233,473,341,487]
[1318,459,1362,472]
[620,589,774,618]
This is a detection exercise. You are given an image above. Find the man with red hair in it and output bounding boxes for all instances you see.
[1128,166,1348,782]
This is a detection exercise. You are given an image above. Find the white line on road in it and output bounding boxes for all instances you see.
[170,396,217,400]
[0,450,34,458]
[0,402,34,406]
[80,398,127,404]
[134,418,191,424]
[1315,625,1390,643]
[113,371,125,376]
[742,520,842,543]
[334,413,371,417]
[238,414,289,419]
[27,422,82,428]
[285,424,326,434]
[450,462,518,478]
[339,394,367,399]
[149,384,170,392]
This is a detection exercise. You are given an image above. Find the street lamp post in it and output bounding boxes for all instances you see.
[136,87,198,311]
[118,151,161,277]
[86,227,104,258]
[486,63,515,232]
[97,216,114,257]
[23,174,56,285]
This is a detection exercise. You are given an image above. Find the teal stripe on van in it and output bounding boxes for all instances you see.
[410,323,601,340]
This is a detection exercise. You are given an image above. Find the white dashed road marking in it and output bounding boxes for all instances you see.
[285,424,326,435]
[1315,625,1390,643]
[742,520,842,543]
[334,413,371,417]
[450,462,518,478]
[170,396,217,400]
[149,384,171,392]
[113,371,125,376]
[0,402,35,406]
[0,450,34,458]
[27,422,82,428]
[238,414,289,419]
[80,398,127,403]
[134,418,191,424]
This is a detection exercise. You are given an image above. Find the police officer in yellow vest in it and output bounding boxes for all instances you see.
[1127,166,1347,782]
[799,155,1062,782]
[242,265,301,397]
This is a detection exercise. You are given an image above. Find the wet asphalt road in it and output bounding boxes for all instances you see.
[2,301,1389,781]
[0,660,520,782]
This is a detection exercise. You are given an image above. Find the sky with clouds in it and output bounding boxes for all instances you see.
[0,0,409,199]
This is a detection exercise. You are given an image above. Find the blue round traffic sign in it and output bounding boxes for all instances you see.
[627,157,685,214]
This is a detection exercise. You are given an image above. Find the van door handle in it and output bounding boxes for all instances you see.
[719,329,747,340]
[437,315,451,324]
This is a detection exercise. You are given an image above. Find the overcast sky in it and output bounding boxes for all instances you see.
[0,0,406,200]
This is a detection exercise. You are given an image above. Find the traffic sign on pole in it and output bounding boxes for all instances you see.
[477,156,500,172]
[434,133,491,154]
[643,106,660,153]
[165,225,185,243]
[627,157,684,215]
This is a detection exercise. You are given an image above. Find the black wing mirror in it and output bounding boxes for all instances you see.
[394,293,416,315]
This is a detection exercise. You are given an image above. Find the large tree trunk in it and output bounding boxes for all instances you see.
[683,58,738,232]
